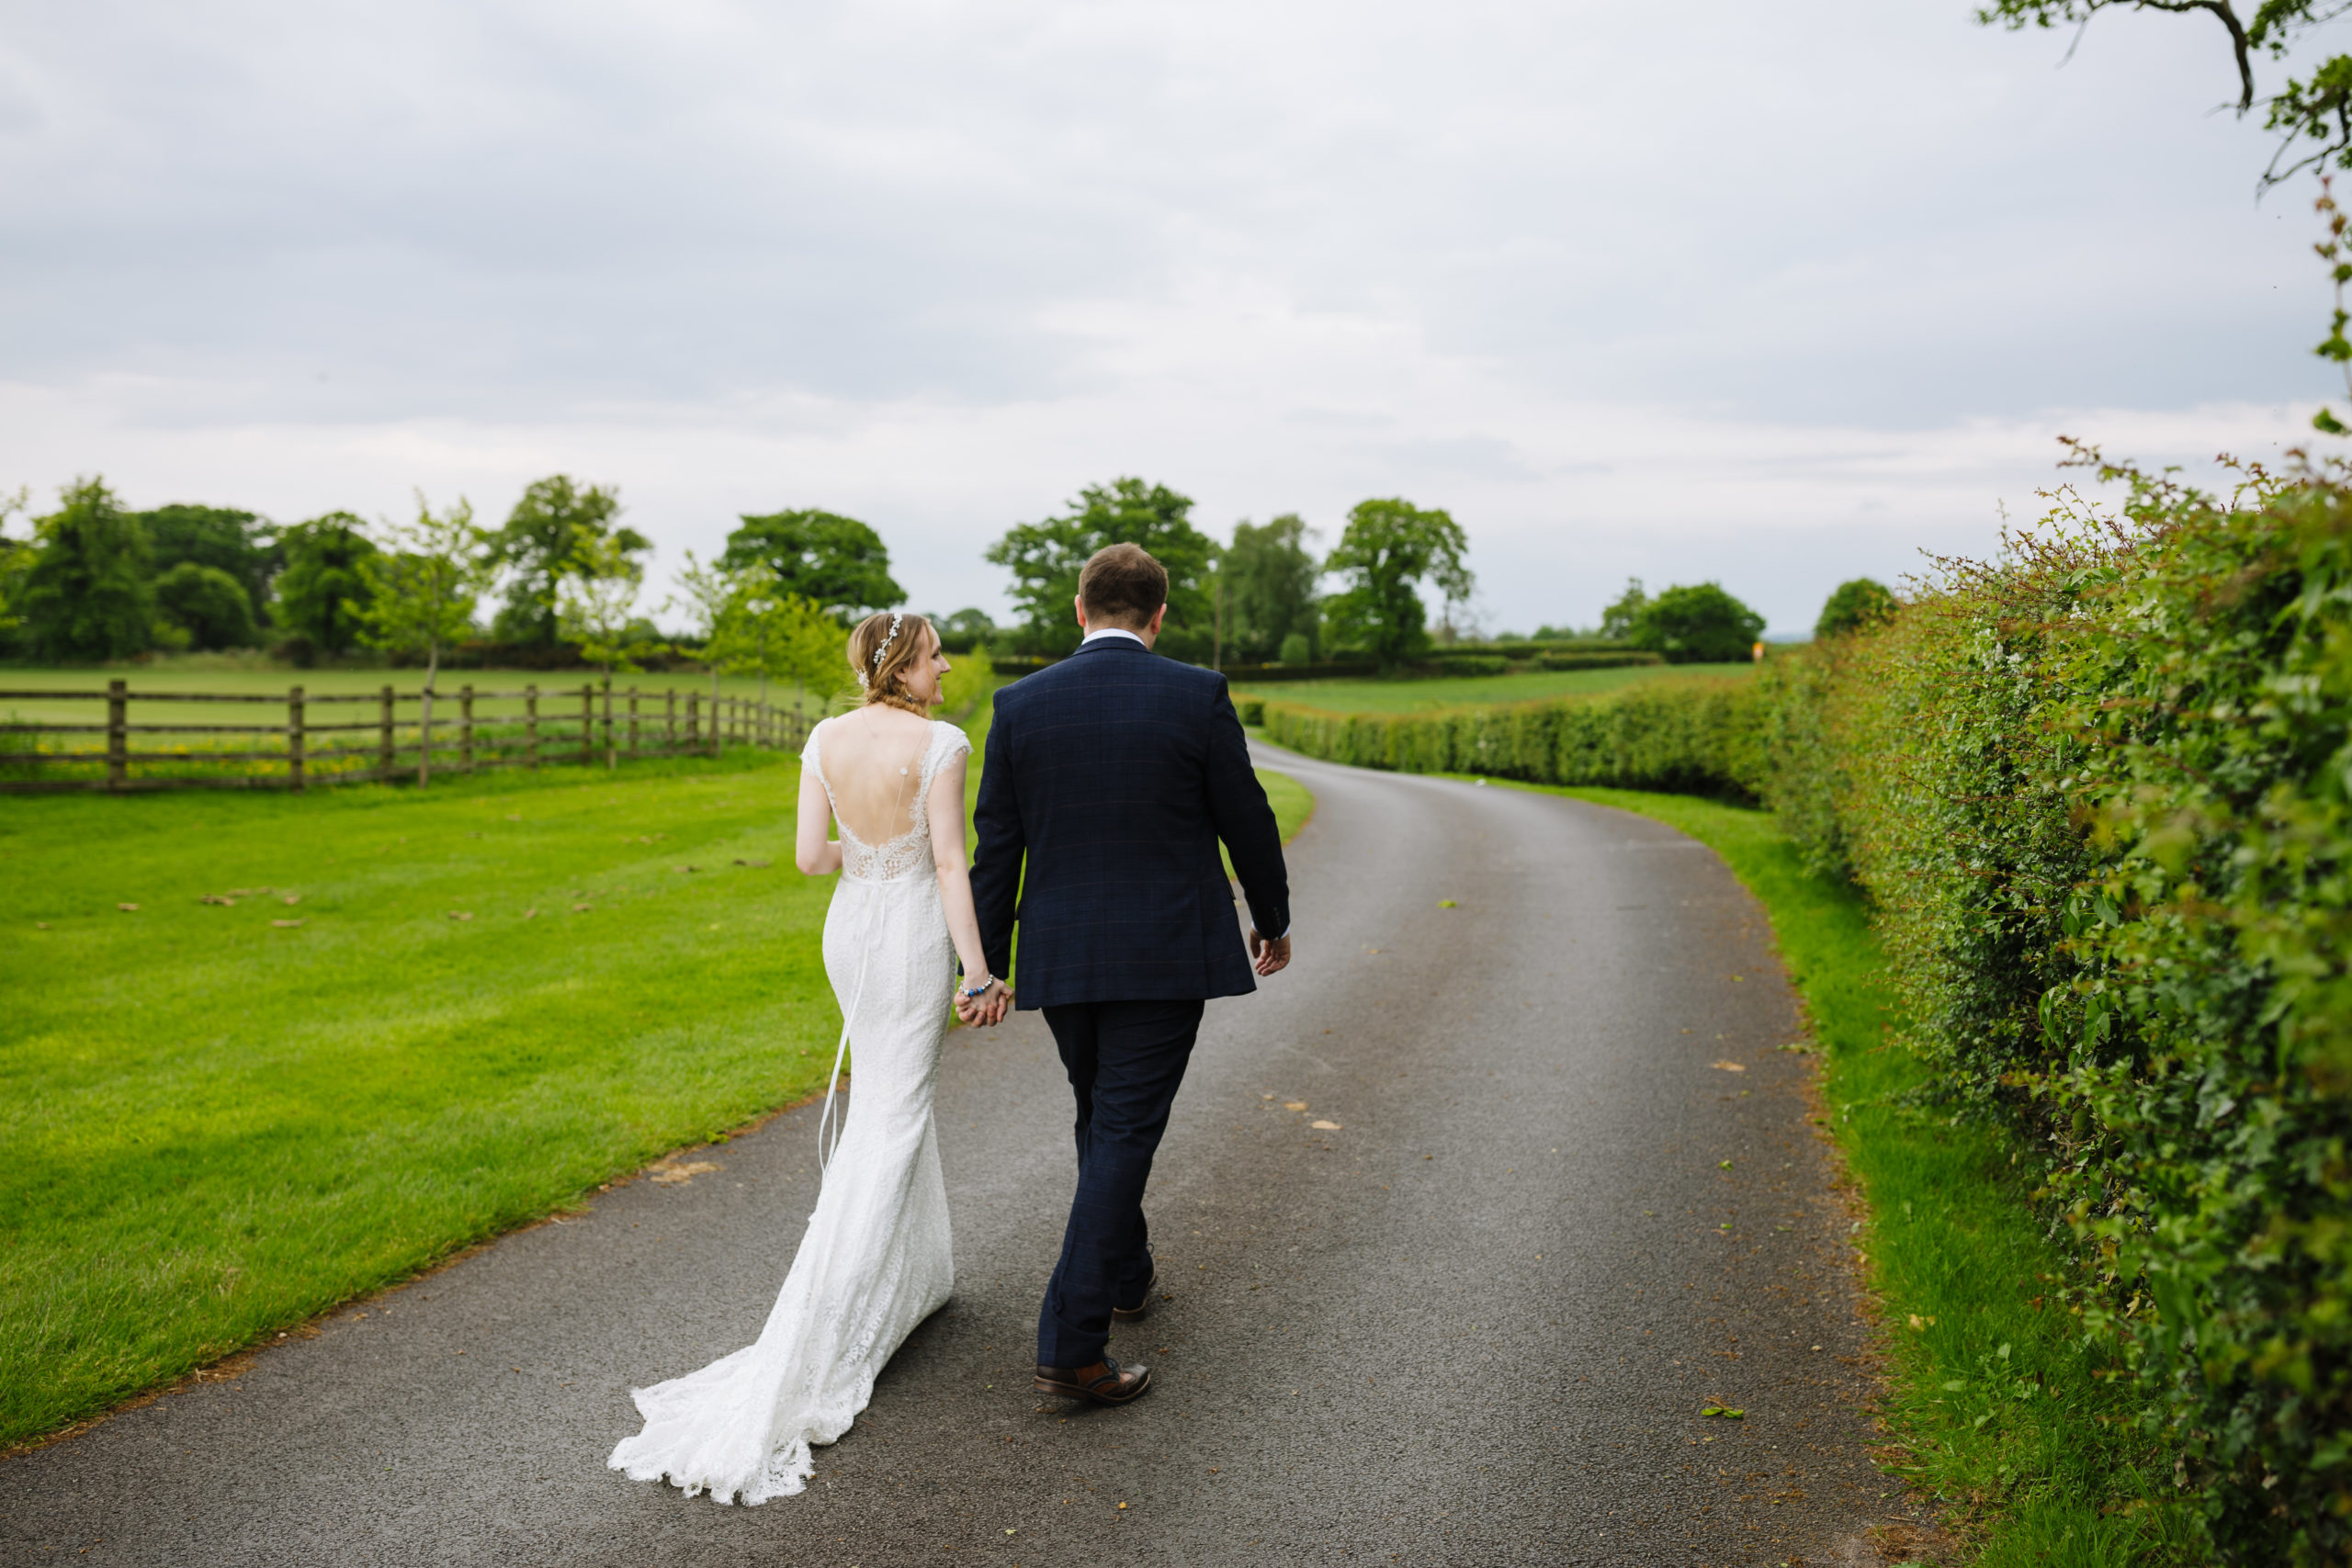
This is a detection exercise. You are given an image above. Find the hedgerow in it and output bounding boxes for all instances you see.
[1769,450,2352,1562]
[1261,677,1762,797]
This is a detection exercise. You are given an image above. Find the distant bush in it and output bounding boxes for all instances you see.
[1631,582,1766,664]
[1262,677,1760,798]
[153,562,258,652]
[1814,577,1898,640]
[1235,695,1266,726]
[1485,637,1629,657]
[1424,653,1508,678]
[1536,650,1664,671]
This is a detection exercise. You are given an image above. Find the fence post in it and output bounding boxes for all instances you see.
[685,690,699,752]
[601,680,615,770]
[580,684,594,767]
[627,686,639,760]
[288,685,305,792]
[379,685,394,778]
[417,685,434,788]
[525,684,539,770]
[665,688,676,755]
[106,678,128,792]
[460,685,475,773]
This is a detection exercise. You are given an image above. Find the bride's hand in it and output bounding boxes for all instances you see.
[967,979,1010,1027]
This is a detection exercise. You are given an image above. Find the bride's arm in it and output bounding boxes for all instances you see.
[928,751,1008,1021]
[795,751,842,875]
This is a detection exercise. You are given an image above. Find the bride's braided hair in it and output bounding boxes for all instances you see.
[846,611,935,716]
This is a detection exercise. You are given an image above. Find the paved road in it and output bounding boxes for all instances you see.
[4,747,1936,1567]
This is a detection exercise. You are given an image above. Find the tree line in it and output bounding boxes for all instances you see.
[0,468,1823,679]
[0,477,911,682]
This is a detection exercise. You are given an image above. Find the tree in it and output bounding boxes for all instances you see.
[709,566,846,711]
[137,504,277,623]
[1223,513,1321,663]
[666,548,741,711]
[154,563,259,650]
[491,476,642,647]
[269,513,380,660]
[1977,0,2352,189]
[559,532,662,768]
[350,493,493,784]
[721,509,903,620]
[1599,579,1649,641]
[0,488,30,648]
[986,478,1216,657]
[1630,582,1766,663]
[1321,498,1473,672]
[1815,578,1899,639]
[17,478,154,662]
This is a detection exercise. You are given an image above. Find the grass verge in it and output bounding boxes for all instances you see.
[0,690,1311,1450]
[1470,778,2204,1564]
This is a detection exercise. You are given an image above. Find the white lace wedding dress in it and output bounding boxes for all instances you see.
[607,718,968,1505]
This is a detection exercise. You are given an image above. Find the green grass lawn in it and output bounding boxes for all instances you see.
[1241,660,1753,714]
[1,696,1313,1449]
[1476,780,2203,1565]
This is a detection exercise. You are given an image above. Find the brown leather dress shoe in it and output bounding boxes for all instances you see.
[1034,1355,1152,1405]
[1111,1268,1160,1323]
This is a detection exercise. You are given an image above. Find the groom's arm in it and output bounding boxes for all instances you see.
[1203,682,1290,942]
[968,708,1023,983]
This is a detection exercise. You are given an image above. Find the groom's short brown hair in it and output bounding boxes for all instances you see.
[1079,544,1168,629]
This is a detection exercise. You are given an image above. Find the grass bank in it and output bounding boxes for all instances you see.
[1239,660,1752,714]
[1,695,1311,1448]
[1479,779,2202,1565]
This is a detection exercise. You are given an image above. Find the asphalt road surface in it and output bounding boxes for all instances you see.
[4,746,1940,1567]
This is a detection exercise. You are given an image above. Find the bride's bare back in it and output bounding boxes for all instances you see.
[811,706,938,849]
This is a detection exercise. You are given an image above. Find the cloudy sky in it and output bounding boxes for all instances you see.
[0,0,2338,636]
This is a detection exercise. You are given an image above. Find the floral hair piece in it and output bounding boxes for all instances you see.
[854,611,905,693]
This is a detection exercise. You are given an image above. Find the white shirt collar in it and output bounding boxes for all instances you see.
[1080,626,1147,647]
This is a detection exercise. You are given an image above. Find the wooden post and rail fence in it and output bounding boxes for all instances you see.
[0,681,813,795]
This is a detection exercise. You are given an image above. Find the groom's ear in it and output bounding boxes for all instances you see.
[1072,592,1089,630]
[1148,603,1168,637]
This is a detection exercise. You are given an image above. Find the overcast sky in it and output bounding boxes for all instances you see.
[0,0,2339,637]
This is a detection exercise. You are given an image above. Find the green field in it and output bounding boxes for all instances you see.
[1494,781,2199,1564]
[0,700,1312,1448]
[1242,660,1753,713]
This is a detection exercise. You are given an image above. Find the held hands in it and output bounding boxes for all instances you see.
[1248,929,1292,976]
[955,977,1012,1028]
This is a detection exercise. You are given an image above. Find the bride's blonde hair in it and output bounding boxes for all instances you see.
[846,612,935,716]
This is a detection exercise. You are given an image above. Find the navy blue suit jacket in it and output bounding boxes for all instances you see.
[970,636,1290,1010]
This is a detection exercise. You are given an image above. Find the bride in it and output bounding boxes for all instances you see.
[608,611,1011,1505]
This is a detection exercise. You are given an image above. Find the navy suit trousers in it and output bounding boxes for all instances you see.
[1036,998,1204,1369]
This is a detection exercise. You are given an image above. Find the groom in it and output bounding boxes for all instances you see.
[970,542,1293,1407]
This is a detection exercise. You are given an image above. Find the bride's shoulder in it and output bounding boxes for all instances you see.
[929,717,973,752]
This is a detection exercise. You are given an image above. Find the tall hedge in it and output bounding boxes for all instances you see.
[1261,677,1762,798]
[1764,466,2352,1561]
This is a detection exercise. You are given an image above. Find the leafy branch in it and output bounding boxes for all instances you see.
[1978,0,2352,189]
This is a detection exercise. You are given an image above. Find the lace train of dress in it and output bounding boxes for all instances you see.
[606,720,967,1505]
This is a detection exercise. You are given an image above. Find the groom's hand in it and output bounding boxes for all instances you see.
[1248,930,1291,976]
